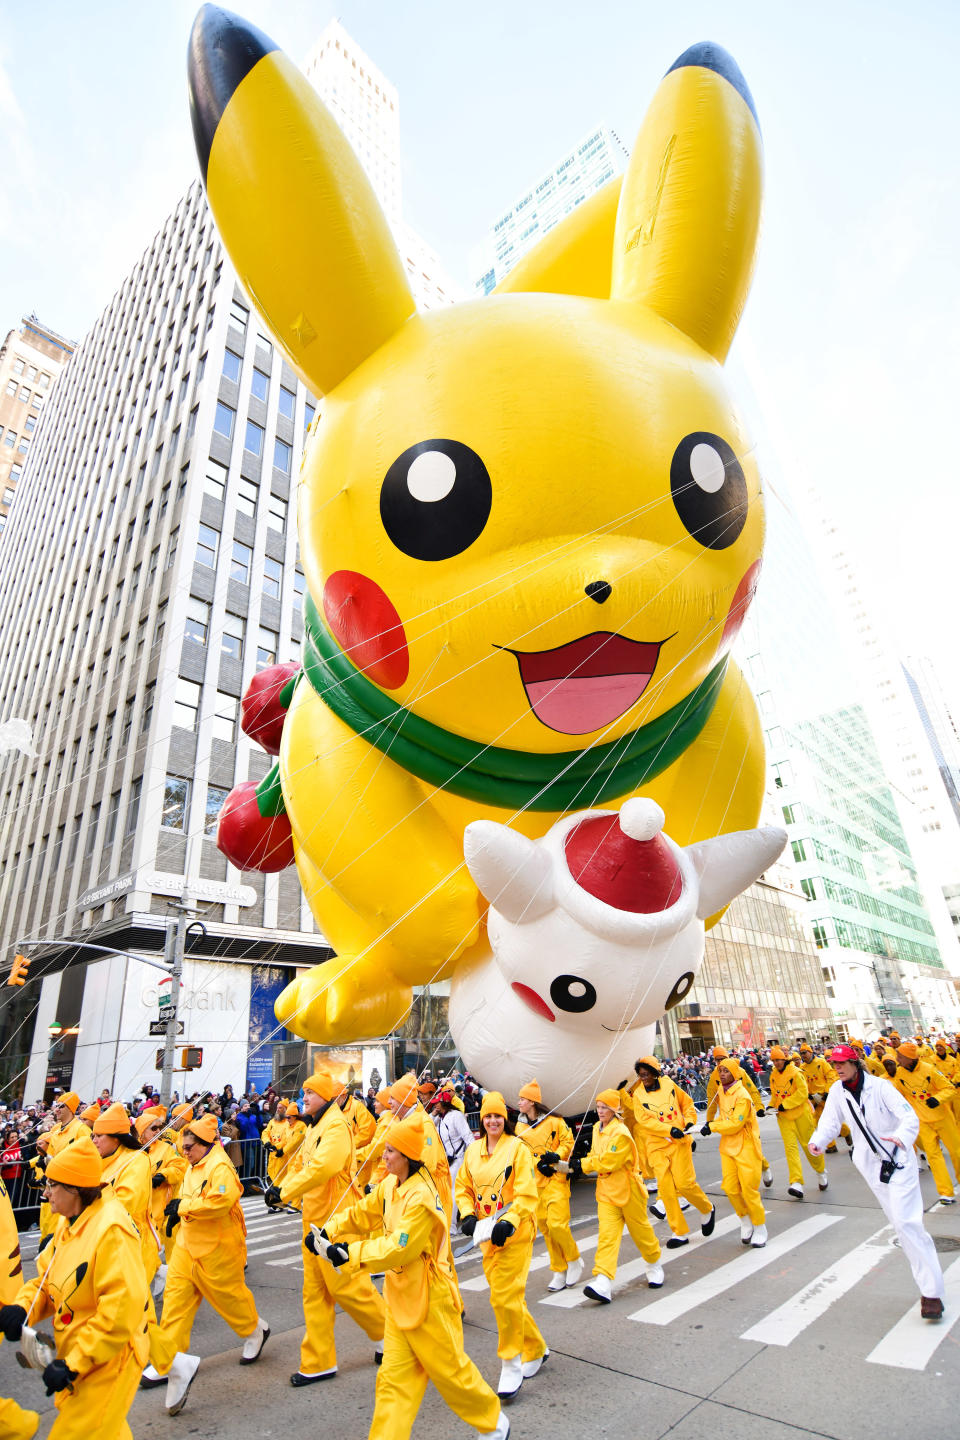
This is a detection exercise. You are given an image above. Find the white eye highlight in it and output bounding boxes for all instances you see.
[568,981,587,998]
[689,442,726,493]
[407,449,457,503]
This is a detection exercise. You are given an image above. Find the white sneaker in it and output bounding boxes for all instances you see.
[583,1273,612,1303]
[646,1262,665,1288]
[565,1256,584,1287]
[166,1352,200,1414]
[739,1216,754,1245]
[497,1356,523,1399]
[649,1199,667,1221]
[762,1166,773,1187]
[547,1271,567,1292]
[478,1409,511,1439]
[240,1316,270,1364]
[521,1348,548,1379]
[140,1363,168,1389]
[787,1184,804,1199]
[151,1264,168,1299]
[678,1198,690,1212]
[817,1173,829,1192]
[645,1178,658,1193]
[751,1224,768,1248]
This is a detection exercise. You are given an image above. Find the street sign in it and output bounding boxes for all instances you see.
[149,1019,184,1036]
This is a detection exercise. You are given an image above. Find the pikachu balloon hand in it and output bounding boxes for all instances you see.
[193,10,767,1045]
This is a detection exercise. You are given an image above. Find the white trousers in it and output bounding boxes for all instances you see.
[865,1151,944,1299]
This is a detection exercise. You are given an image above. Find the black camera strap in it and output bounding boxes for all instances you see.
[843,1092,901,1167]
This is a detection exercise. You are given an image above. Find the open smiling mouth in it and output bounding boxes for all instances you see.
[505,632,665,736]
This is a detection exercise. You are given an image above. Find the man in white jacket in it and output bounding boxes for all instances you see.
[809,1044,944,1319]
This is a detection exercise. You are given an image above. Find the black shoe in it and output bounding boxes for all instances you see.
[290,1369,337,1386]
[665,1236,689,1249]
[920,1296,944,1321]
[701,1206,716,1237]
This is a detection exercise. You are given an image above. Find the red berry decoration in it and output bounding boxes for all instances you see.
[216,773,295,873]
[241,662,300,755]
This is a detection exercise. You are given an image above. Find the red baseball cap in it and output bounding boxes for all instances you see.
[828,1045,858,1064]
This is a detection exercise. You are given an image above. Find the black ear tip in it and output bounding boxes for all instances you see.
[188,5,279,182]
[666,42,759,129]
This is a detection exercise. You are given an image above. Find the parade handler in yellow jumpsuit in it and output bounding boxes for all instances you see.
[325,1111,509,1439]
[0,1174,38,1440]
[141,1113,269,1415]
[1,1136,150,1440]
[137,1109,186,1264]
[572,1088,664,1303]
[768,1047,828,1198]
[340,1087,377,1150]
[890,1041,960,1202]
[515,1078,582,1292]
[33,1093,88,1241]
[91,1104,161,1291]
[701,1059,767,1246]
[631,1057,716,1247]
[931,1038,960,1125]
[265,1068,385,1387]
[456,1092,548,1401]
[261,1100,290,1184]
[798,1045,852,1152]
[706,1047,772,1186]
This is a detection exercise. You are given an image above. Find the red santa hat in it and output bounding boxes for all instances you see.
[563,800,683,914]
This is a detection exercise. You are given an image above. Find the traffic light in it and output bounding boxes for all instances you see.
[181,1047,203,1070]
[6,954,30,986]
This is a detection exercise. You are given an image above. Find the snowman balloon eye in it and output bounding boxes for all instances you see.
[670,431,747,550]
[549,974,597,1014]
[380,438,492,561]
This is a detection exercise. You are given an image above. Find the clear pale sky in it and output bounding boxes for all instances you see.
[2,1,958,710]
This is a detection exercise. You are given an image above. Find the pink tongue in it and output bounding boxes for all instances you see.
[526,674,653,736]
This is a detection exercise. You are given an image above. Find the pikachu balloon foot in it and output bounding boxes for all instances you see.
[275,960,412,1045]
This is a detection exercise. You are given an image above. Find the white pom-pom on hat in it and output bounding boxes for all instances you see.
[619,798,666,843]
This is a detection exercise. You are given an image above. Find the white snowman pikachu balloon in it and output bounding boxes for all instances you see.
[448,799,786,1113]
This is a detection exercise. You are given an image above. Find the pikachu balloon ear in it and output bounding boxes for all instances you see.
[188,5,415,395]
[611,43,763,362]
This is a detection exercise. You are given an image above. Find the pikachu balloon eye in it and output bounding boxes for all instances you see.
[380,438,493,561]
[670,432,748,550]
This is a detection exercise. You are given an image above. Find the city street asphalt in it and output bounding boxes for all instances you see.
[4,1119,958,1438]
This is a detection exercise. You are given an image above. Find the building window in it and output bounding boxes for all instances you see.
[791,838,807,864]
[278,386,296,420]
[204,785,230,836]
[251,368,269,401]
[212,692,239,742]
[141,681,156,733]
[231,538,252,585]
[245,418,264,456]
[4,380,16,397]
[12,358,24,375]
[196,523,219,568]
[229,300,248,330]
[173,676,202,730]
[304,401,316,432]
[263,554,282,599]
[186,405,198,439]
[237,476,258,517]
[84,803,101,860]
[256,627,278,670]
[214,401,235,439]
[104,790,122,846]
[222,349,242,382]
[222,612,245,662]
[273,438,292,475]
[162,775,190,830]
[2,487,13,505]
[204,458,227,503]
[267,493,287,532]
[66,816,82,866]
[185,596,210,646]
[292,568,305,612]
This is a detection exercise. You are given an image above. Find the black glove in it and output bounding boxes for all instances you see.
[151,1172,166,1188]
[42,1359,77,1396]
[364,1184,373,1195]
[325,1242,350,1268]
[926,1097,940,1109]
[304,1231,319,1256]
[756,1108,766,1118]
[537,1156,558,1176]
[700,1123,711,1137]
[37,1231,53,1255]
[164,1199,181,1237]
[459,1214,478,1237]
[0,1304,26,1342]
[490,1219,515,1247]
[669,1126,685,1140]
[567,1154,583,1179]
[777,1104,786,1113]
[263,1184,282,1209]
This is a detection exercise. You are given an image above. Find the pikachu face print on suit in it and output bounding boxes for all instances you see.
[192,8,767,1047]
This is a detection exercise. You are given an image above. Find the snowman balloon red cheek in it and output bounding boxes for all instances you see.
[447,799,785,1114]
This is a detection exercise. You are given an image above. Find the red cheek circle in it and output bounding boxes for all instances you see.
[721,560,761,648]
[322,570,410,690]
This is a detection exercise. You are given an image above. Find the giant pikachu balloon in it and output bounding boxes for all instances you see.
[193,9,767,1046]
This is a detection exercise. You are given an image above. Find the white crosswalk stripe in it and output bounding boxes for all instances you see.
[541,1214,741,1309]
[630,1214,843,1326]
[865,1256,960,1369]
[247,1238,304,1258]
[740,1224,895,1346]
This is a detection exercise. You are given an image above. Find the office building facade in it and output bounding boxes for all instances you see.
[0,316,74,536]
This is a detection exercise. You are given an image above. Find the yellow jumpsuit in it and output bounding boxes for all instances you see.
[150,1144,259,1371]
[355,1109,393,1192]
[343,1094,377,1151]
[276,1116,308,1207]
[455,1132,546,1364]
[145,1136,187,1255]
[631,1078,713,1235]
[328,1170,500,1439]
[707,1064,770,1169]
[892,1060,960,1198]
[619,1083,657,1188]
[279,1102,385,1374]
[863,1048,888,1079]
[710,1079,765,1225]
[35,1118,88,1239]
[15,1192,149,1440]
[1,1177,37,1440]
[99,1147,161,1288]
[769,1063,826,1186]
[516,1111,580,1275]
[932,1048,960,1125]
[261,1116,287,1185]
[580,1117,661,1279]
